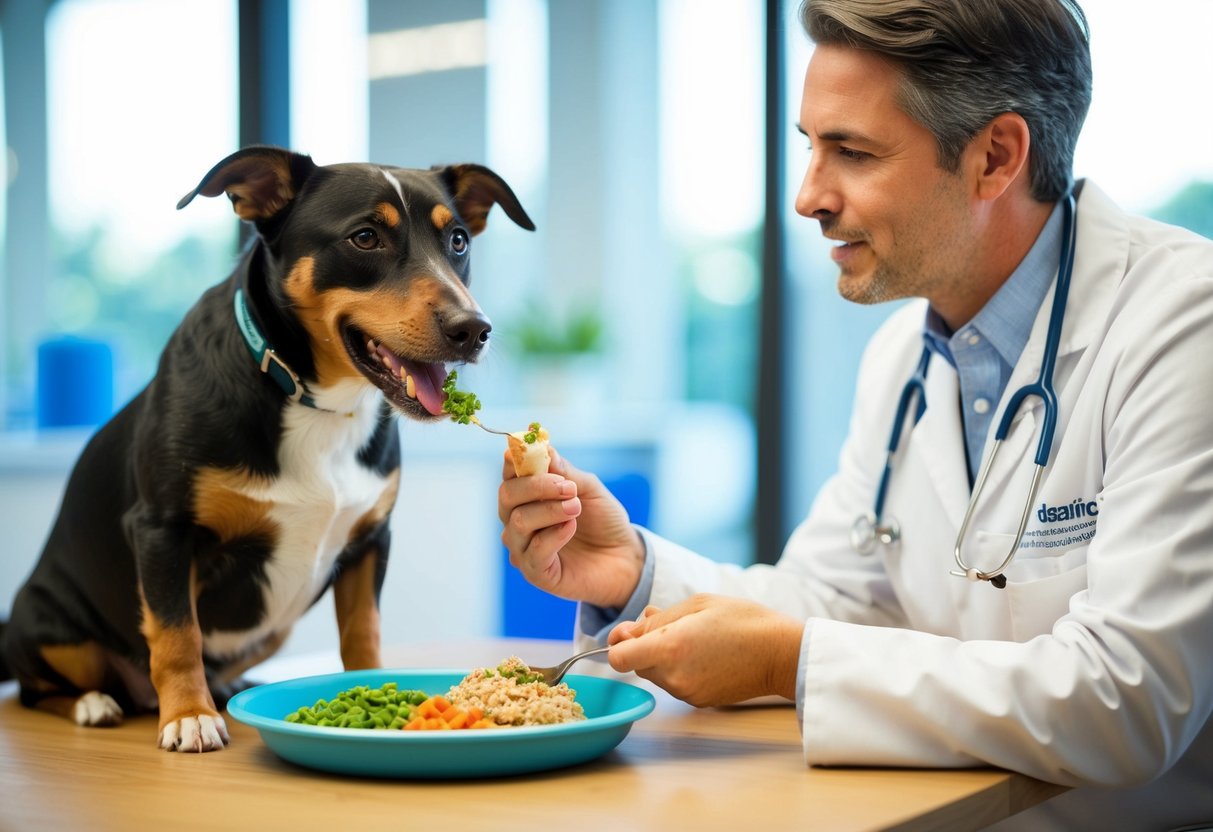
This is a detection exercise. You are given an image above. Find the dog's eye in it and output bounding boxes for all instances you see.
[350,229,381,250]
[449,228,469,256]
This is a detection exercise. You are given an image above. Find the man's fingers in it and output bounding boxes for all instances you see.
[498,473,577,524]
[505,519,578,590]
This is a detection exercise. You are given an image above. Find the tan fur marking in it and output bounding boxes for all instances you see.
[333,549,384,671]
[284,258,482,389]
[193,467,279,544]
[140,597,219,727]
[40,642,111,693]
[375,201,402,228]
[224,155,295,220]
[32,695,92,720]
[430,203,453,230]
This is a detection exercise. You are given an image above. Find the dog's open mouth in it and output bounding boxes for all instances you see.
[343,325,449,418]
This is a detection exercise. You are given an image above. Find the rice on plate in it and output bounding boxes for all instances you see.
[447,656,585,726]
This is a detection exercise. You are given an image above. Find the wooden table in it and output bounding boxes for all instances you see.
[0,638,1064,831]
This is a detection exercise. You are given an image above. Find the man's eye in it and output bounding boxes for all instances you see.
[350,229,380,250]
[839,147,868,161]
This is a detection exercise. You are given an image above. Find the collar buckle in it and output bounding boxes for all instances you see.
[259,347,304,402]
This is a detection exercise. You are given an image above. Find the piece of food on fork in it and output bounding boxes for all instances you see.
[506,423,550,477]
[441,371,551,476]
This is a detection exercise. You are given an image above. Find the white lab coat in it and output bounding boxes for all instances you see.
[602,182,1213,830]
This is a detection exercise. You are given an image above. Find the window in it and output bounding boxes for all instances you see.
[1,0,238,429]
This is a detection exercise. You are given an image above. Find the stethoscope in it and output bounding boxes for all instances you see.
[849,190,1078,589]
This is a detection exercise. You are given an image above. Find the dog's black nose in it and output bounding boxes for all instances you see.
[443,311,492,356]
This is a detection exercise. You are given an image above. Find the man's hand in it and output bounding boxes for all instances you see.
[498,446,645,609]
[606,595,804,707]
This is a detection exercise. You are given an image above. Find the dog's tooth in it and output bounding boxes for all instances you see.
[405,374,416,399]
[366,338,376,353]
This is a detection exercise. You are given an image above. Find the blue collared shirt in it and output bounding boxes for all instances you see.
[922,199,1065,482]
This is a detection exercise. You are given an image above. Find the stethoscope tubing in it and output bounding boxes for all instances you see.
[854,190,1078,587]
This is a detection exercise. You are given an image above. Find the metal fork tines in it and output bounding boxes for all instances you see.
[527,646,611,686]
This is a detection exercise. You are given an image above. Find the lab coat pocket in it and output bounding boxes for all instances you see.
[998,537,1090,641]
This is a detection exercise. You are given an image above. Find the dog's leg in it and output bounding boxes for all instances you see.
[35,642,124,726]
[333,475,396,671]
[333,546,385,671]
[34,691,125,726]
[140,600,229,752]
[129,515,230,753]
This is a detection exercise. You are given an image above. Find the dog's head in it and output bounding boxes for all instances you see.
[177,146,534,420]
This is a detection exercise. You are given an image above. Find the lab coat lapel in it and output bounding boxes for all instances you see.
[973,181,1127,503]
[905,361,970,530]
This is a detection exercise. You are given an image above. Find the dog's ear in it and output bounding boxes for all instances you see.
[434,164,536,235]
[176,146,317,222]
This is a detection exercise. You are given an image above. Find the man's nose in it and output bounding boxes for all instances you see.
[794,157,840,220]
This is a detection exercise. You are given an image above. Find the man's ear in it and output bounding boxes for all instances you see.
[968,112,1032,201]
[176,145,317,222]
[434,163,536,235]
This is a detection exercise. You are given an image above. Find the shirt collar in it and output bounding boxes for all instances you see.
[923,199,1066,367]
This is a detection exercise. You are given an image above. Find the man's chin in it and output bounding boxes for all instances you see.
[837,272,888,305]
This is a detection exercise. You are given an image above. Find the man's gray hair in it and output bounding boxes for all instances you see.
[800,0,1092,202]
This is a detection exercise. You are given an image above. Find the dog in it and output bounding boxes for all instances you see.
[0,146,533,751]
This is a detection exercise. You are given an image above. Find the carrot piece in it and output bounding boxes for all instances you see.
[399,697,490,730]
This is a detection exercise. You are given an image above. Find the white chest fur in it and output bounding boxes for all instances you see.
[203,386,391,657]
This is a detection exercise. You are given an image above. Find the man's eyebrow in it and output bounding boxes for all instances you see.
[795,123,882,147]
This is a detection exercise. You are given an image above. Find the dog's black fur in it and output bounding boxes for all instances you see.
[0,146,533,750]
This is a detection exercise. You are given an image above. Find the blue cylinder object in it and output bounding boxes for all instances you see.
[36,336,114,429]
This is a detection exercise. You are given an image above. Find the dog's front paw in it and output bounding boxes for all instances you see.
[72,691,124,727]
[158,713,230,752]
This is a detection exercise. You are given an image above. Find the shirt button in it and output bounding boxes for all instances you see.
[966,332,981,346]
[973,398,991,415]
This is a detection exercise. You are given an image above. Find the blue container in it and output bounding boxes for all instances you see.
[36,336,114,428]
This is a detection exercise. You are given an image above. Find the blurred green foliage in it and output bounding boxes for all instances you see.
[512,301,604,356]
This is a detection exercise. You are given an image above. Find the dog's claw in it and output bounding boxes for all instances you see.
[72,691,124,727]
[158,714,230,752]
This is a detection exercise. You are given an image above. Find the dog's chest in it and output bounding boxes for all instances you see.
[202,402,392,654]
[269,416,386,568]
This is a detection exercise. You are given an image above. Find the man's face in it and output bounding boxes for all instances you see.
[795,44,975,310]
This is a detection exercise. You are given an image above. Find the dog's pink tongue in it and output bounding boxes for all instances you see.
[411,362,448,416]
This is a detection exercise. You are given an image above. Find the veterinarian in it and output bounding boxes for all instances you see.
[497,0,1213,828]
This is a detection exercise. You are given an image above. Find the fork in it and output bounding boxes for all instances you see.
[470,416,510,436]
[527,645,611,686]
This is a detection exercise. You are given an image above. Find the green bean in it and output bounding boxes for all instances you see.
[284,681,429,729]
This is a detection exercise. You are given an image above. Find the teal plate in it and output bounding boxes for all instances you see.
[226,668,655,779]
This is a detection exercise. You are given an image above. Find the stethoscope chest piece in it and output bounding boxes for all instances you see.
[851,512,901,554]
